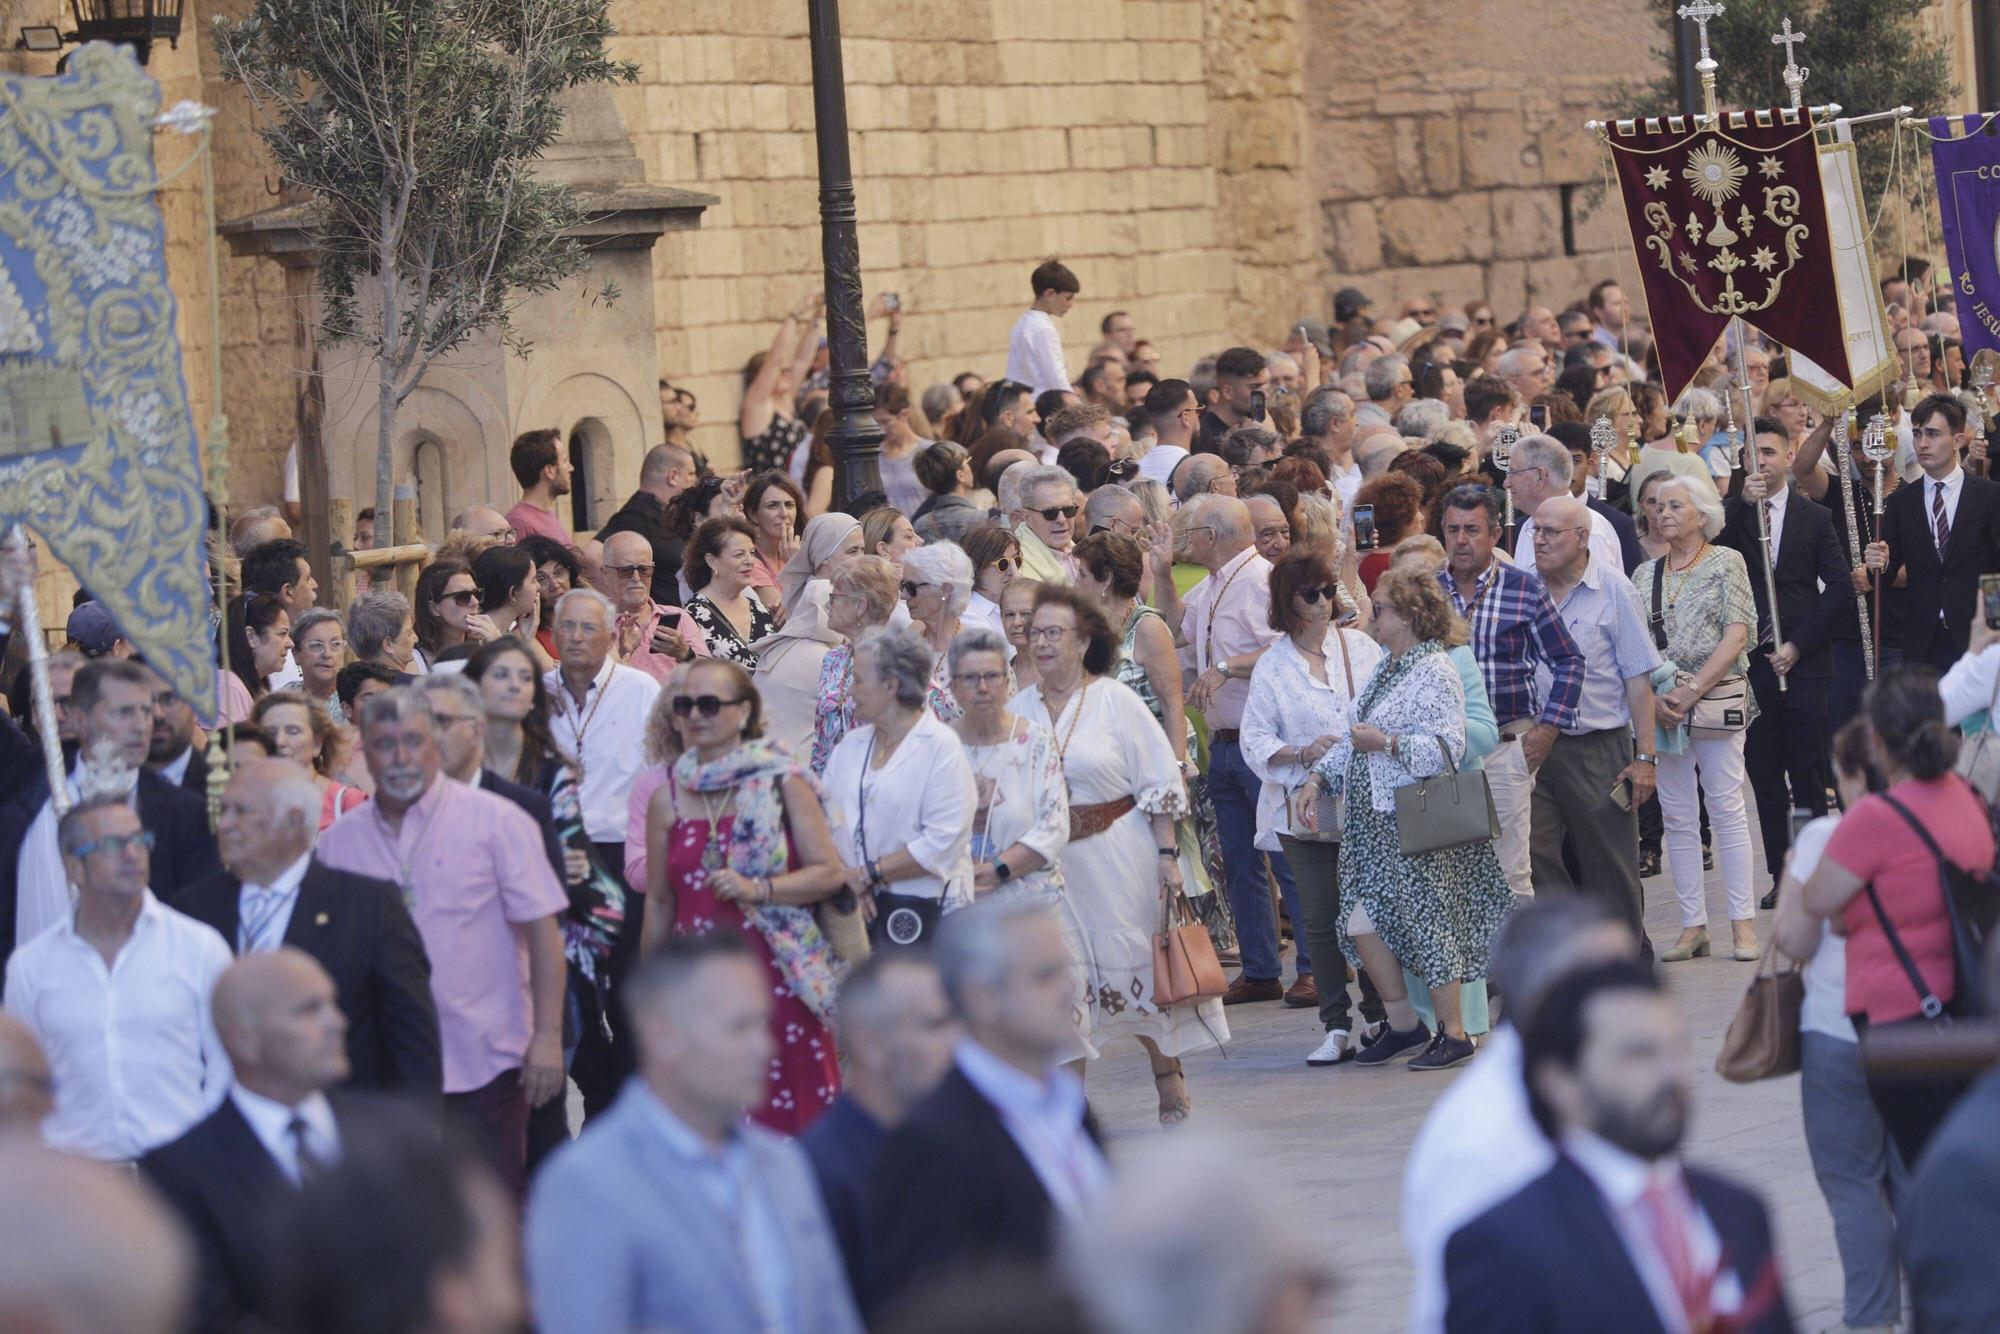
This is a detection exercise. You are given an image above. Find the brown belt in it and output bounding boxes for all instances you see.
[1210,728,1240,744]
[1069,795,1137,841]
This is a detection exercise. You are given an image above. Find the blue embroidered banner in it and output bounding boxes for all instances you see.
[1930,115,2000,360]
[0,44,215,721]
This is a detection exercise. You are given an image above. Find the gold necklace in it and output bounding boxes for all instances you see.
[695,787,738,872]
[1051,679,1092,765]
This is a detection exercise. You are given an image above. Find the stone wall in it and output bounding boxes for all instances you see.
[1304,0,1662,324]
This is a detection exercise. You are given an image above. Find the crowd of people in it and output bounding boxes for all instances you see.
[0,253,1996,1334]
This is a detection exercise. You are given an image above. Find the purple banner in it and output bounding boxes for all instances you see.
[1931,115,2000,359]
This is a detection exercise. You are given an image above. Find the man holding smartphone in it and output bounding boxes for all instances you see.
[1526,496,1661,945]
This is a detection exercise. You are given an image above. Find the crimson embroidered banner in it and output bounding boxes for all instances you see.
[1608,110,1852,402]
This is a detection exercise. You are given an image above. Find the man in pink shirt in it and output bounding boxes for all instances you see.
[317,686,568,1192]
[602,530,709,683]
[504,427,574,548]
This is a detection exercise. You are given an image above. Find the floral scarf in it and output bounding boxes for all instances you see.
[673,739,842,1019]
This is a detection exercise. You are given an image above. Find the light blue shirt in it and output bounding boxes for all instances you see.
[632,1087,796,1334]
[954,1040,1108,1218]
[1537,558,1663,735]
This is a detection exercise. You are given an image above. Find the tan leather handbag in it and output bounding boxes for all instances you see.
[1151,889,1227,1007]
[1715,940,1802,1083]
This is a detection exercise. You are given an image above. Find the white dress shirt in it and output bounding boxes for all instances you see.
[236,850,312,953]
[1925,466,1965,543]
[268,648,303,692]
[1517,506,1623,582]
[4,891,233,1161]
[1135,442,1189,491]
[230,1085,340,1185]
[15,761,139,950]
[954,1039,1107,1219]
[1563,1131,1736,1334]
[820,710,977,906]
[1761,484,1790,562]
[1403,1024,1552,1334]
[1940,640,2000,729]
[157,746,196,787]
[544,656,661,844]
[1239,629,1381,848]
[1004,308,1072,396]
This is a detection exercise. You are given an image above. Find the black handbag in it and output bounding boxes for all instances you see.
[1863,790,2000,1023]
[856,730,945,950]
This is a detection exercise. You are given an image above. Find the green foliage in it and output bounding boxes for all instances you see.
[1615,0,1953,206]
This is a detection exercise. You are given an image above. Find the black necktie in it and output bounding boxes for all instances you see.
[287,1115,324,1182]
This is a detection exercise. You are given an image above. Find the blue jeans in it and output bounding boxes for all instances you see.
[1801,1032,1904,1327]
[1206,738,1309,982]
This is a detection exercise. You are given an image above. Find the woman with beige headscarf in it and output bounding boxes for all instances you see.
[757,512,866,749]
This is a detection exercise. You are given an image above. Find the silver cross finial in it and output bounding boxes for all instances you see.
[1679,0,1725,63]
[1860,413,1893,463]
[1491,423,1520,469]
[1590,415,1617,455]
[1772,17,1809,109]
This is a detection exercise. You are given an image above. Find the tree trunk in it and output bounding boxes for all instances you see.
[374,195,398,531]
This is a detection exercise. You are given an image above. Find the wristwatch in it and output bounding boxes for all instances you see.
[1633,752,1659,765]
[992,859,1013,883]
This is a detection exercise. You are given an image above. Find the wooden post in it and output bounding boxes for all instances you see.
[327,496,354,613]
[289,265,332,596]
[392,485,419,601]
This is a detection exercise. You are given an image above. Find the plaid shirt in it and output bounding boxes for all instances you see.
[1438,562,1584,730]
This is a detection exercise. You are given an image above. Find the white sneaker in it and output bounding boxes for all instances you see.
[1306,1029,1355,1066]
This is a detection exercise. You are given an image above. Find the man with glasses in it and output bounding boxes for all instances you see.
[1496,345,1554,405]
[1525,496,1660,944]
[5,794,232,1161]
[1136,377,1199,490]
[600,530,709,685]
[1013,466,1081,584]
[3,658,220,962]
[317,687,567,1191]
[1083,485,1145,540]
[140,662,210,793]
[451,507,518,546]
[598,442,700,606]
[1509,434,1624,576]
[1557,310,1593,349]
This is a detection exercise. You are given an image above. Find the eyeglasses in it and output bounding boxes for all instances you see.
[986,556,1016,574]
[1181,524,1215,540]
[441,589,479,608]
[300,638,346,656]
[1031,505,1079,522]
[70,829,155,859]
[1530,525,1586,542]
[1294,585,1337,603]
[1025,625,1072,643]
[1370,602,1390,618]
[608,563,655,582]
[953,670,1007,688]
[900,580,932,599]
[671,694,745,718]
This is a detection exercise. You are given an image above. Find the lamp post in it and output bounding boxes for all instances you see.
[806,0,883,513]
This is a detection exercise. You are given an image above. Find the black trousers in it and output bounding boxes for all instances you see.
[1744,657,1830,877]
[568,841,642,1121]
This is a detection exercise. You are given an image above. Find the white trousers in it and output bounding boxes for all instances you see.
[1654,732,1757,927]
[1484,739,1536,897]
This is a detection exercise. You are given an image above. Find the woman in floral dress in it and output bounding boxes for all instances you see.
[643,658,849,1133]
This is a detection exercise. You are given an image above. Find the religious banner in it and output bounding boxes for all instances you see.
[1607,108,1852,401]
[0,45,216,719]
[1929,115,2000,360]
[1789,135,1897,413]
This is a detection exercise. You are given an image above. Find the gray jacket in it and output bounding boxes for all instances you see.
[526,1085,864,1334]
[913,493,986,544]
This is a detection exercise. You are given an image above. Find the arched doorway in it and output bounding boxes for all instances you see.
[567,418,614,532]
[409,435,447,543]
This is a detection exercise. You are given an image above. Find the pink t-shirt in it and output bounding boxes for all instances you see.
[505,500,570,548]
[317,776,567,1093]
[1824,775,1995,1024]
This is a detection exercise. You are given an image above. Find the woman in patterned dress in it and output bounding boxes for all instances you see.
[682,516,777,670]
[1298,565,1511,1072]
[642,658,847,1133]
[1013,585,1228,1125]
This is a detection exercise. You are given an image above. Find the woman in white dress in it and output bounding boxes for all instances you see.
[821,624,977,951]
[1012,585,1228,1125]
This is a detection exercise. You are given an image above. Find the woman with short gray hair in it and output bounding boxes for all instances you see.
[901,541,976,722]
[347,591,416,672]
[820,624,978,949]
[950,626,1072,912]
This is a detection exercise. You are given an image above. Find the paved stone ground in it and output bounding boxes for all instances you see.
[1082,843,1855,1333]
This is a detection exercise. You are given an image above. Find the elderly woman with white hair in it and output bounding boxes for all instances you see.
[821,624,978,951]
[754,512,865,749]
[900,540,976,722]
[1634,476,1760,962]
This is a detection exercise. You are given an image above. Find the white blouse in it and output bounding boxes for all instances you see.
[821,708,977,905]
[1240,629,1382,848]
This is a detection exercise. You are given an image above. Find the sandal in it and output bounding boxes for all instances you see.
[1153,1059,1191,1127]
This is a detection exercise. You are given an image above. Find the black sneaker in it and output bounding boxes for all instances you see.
[1703,845,1714,871]
[1638,847,1662,878]
[1408,1032,1477,1071]
[1354,1022,1431,1066]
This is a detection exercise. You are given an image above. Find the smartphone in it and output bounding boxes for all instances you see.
[882,291,901,313]
[1609,777,1633,811]
[1982,572,2000,629]
[1529,404,1549,431]
[1352,504,1378,551]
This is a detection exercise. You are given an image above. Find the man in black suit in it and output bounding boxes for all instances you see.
[1554,422,1644,575]
[1,658,219,968]
[1443,961,1792,1334]
[178,758,440,1101]
[143,948,414,1333]
[139,660,211,795]
[1722,419,1851,902]
[1866,392,2000,675]
[863,897,1107,1319]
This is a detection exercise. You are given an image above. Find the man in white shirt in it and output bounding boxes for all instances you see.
[1402,899,1635,1333]
[141,948,368,1330]
[1509,434,1623,575]
[1004,258,1079,396]
[4,795,232,1161]
[1135,377,1199,492]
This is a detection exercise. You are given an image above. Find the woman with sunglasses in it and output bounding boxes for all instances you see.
[645,658,847,1133]
[959,523,1020,643]
[899,541,975,723]
[411,558,492,673]
[1013,585,1226,1124]
[682,516,776,670]
[1244,549,1388,1066]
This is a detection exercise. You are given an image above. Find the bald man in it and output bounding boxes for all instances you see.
[0,1144,193,1334]
[0,1013,52,1135]
[176,759,440,1099]
[601,529,709,684]
[143,950,410,1333]
[598,442,698,604]
[451,506,516,545]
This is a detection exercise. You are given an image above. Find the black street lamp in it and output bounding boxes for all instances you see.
[806,0,883,514]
